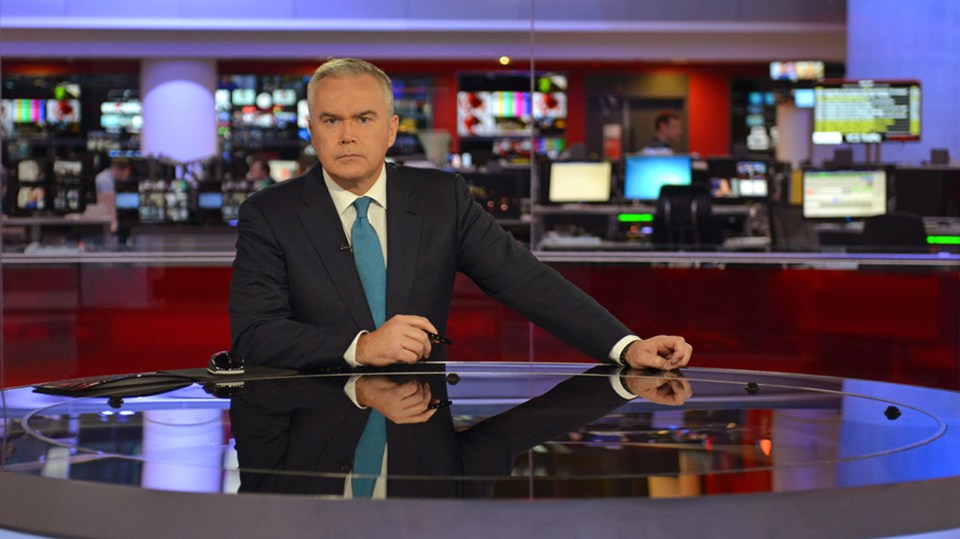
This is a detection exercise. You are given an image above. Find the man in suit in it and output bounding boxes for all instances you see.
[229,58,692,372]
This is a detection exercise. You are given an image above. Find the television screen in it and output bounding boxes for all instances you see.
[710,160,769,200]
[457,72,567,139]
[198,192,223,210]
[272,89,297,106]
[45,99,81,125]
[17,185,47,211]
[215,89,232,111]
[794,88,816,109]
[240,106,274,128]
[268,160,299,182]
[893,168,960,218]
[232,89,256,107]
[802,168,887,219]
[53,160,83,180]
[52,185,85,213]
[115,192,140,210]
[296,99,310,129]
[100,100,143,133]
[18,160,45,182]
[458,91,530,137]
[770,61,825,82]
[813,80,921,144]
[624,155,693,201]
[547,162,612,203]
[9,99,47,123]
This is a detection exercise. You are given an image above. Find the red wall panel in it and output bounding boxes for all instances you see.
[3,264,958,390]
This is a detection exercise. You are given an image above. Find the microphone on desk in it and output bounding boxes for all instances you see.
[339,241,352,252]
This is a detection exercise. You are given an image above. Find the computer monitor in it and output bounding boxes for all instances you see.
[267,159,299,182]
[707,159,769,200]
[16,184,48,212]
[623,155,692,201]
[813,80,921,144]
[198,192,223,210]
[894,167,960,218]
[802,168,888,219]
[115,192,140,210]
[17,159,47,182]
[547,161,612,203]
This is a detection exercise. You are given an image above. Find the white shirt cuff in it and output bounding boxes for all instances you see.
[609,335,641,365]
[609,368,638,400]
[344,331,368,367]
[343,375,367,409]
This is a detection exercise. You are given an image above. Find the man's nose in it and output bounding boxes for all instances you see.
[339,121,357,144]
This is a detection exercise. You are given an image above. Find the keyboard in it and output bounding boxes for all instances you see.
[33,372,193,398]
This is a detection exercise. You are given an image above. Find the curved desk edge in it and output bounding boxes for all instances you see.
[1,468,959,539]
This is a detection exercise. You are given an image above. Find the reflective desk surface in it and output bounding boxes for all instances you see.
[2,363,960,538]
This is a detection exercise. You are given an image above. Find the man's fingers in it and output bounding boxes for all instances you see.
[391,315,439,337]
[633,347,671,370]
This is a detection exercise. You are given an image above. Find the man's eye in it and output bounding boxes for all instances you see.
[322,118,338,126]
[357,117,372,124]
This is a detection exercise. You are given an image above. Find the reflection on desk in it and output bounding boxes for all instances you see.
[4,363,957,499]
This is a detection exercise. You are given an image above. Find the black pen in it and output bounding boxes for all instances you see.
[428,399,453,410]
[426,332,453,345]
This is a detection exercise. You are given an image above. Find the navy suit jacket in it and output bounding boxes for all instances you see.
[229,163,631,369]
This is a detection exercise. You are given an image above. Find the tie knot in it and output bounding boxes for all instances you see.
[353,196,373,219]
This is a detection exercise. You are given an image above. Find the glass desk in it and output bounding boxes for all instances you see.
[2,363,959,538]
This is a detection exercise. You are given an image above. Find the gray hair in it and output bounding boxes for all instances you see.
[307,58,394,115]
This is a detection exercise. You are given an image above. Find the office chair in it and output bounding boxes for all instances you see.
[857,212,928,253]
[767,201,819,251]
[652,184,722,249]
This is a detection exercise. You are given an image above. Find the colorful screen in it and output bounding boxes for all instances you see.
[624,155,693,201]
[548,162,612,203]
[813,80,921,144]
[802,168,887,219]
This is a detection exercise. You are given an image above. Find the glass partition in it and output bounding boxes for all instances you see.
[2,1,959,392]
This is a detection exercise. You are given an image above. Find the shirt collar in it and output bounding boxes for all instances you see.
[322,164,388,218]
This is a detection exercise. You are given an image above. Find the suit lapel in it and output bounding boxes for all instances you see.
[297,166,374,330]
[385,164,423,318]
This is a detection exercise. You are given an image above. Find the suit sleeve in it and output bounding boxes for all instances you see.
[229,197,357,369]
[453,176,631,362]
[457,365,631,478]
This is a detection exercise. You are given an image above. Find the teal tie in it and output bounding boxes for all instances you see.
[350,196,387,498]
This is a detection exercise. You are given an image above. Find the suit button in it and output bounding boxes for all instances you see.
[340,462,353,473]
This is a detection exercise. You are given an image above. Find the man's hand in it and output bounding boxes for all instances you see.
[622,335,692,371]
[355,315,438,366]
[624,370,692,406]
[355,376,438,424]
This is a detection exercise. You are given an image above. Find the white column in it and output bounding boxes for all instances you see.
[775,101,812,169]
[141,59,217,162]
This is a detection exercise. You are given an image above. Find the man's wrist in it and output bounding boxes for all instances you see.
[610,367,637,400]
[619,340,637,366]
[610,335,641,365]
[345,331,369,367]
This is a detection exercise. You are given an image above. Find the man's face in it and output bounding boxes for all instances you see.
[661,118,683,144]
[248,161,267,180]
[113,165,130,181]
[308,74,398,194]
